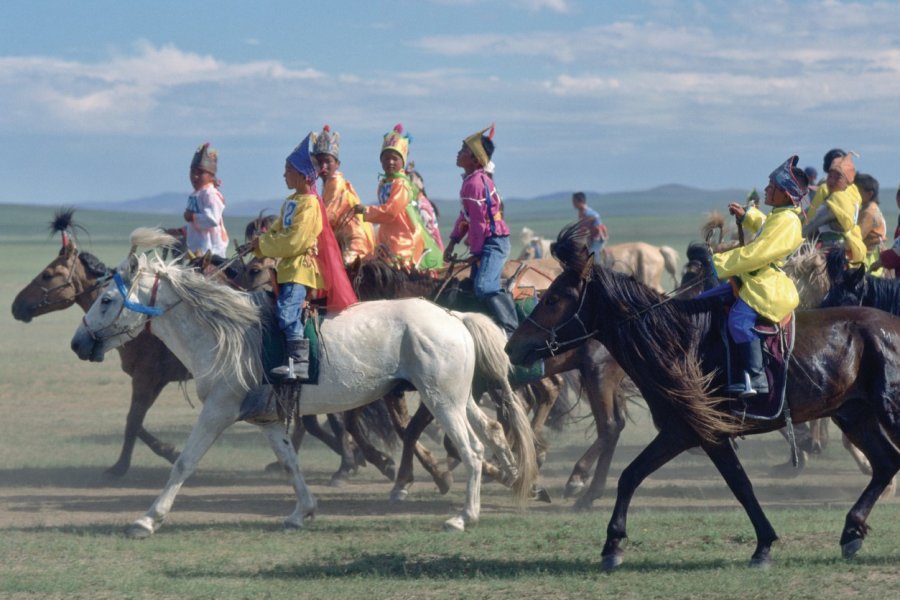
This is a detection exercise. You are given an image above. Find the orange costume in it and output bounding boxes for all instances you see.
[322,173,375,263]
[364,124,424,265]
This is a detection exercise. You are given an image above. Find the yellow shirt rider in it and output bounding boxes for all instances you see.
[701,156,807,413]
[803,152,866,264]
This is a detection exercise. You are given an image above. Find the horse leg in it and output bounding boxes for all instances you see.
[265,420,305,474]
[323,413,359,487]
[832,406,900,559]
[391,402,452,502]
[702,440,779,568]
[565,439,603,499]
[527,377,560,467]
[426,394,484,532]
[572,358,627,510]
[344,408,396,482]
[259,421,317,530]
[601,431,688,570]
[769,421,810,478]
[126,393,240,538]
[465,396,517,486]
[842,433,873,475]
[386,393,453,500]
[107,375,177,478]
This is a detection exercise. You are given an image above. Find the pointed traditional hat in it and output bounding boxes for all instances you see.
[463,123,495,168]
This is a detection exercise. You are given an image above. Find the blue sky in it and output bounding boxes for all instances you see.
[2,0,899,206]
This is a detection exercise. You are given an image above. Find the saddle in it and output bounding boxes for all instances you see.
[238,294,322,425]
[503,260,557,300]
[721,312,795,421]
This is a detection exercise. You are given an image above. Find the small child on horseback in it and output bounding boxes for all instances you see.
[313,124,375,264]
[704,156,808,415]
[184,143,229,259]
[251,133,357,380]
[355,124,426,269]
[444,124,518,337]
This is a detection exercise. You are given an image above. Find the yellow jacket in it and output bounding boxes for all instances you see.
[741,206,766,237]
[806,184,866,262]
[255,193,325,288]
[713,206,802,323]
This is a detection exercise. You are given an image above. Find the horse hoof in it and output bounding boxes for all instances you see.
[600,554,622,572]
[436,472,453,495]
[563,480,585,498]
[443,516,466,532]
[842,538,863,559]
[328,474,348,488]
[747,556,772,570]
[532,487,552,504]
[390,488,409,504]
[103,465,128,479]
[124,523,153,539]
[283,520,305,532]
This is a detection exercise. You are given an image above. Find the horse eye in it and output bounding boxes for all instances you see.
[41,272,53,281]
[101,296,112,305]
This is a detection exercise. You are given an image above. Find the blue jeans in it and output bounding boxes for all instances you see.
[276,283,307,342]
[472,235,510,298]
[696,283,759,343]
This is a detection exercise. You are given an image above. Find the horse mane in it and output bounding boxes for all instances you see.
[354,254,437,299]
[783,241,830,309]
[130,239,264,391]
[78,252,111,278]
[553,223,741,441]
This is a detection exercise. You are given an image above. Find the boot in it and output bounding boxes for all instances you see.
[238,385,280,425]
[724,340,768,397]
[484,292,519,338]
[271,338,310,380]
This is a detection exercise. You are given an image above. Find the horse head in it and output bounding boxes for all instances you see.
[71,229,176,362]
[11,208,110,321]
[507,224,596,366]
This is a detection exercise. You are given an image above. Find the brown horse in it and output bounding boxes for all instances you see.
[507,224,900,569]
[11,210,188,477]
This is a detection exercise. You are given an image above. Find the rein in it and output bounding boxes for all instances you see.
[523,275,597,356]
[82,270,168,344]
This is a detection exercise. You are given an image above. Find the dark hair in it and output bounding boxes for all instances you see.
[481,136,494,160]
[481,135,494,160]
[572,191,587,204]
[822,148,846,174]
[855,173,880,202]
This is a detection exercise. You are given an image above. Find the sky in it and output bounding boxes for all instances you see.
[2,0,899,207]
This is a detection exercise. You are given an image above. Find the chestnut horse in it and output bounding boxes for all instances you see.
[508,224,900,569]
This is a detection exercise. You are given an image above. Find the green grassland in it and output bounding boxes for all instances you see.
[1,203,899,599]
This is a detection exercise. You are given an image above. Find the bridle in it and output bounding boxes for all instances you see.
[523,274,598,356]
[32,250,112,312]
[80,269,166,344]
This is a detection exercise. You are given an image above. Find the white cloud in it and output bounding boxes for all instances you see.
[0,42,322,133]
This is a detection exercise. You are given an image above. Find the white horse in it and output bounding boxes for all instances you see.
[70,229,536,536]
[518,227,553,260]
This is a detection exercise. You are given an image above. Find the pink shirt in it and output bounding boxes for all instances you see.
[449,169,510,255]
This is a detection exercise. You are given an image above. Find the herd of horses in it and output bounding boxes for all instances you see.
[10,208,900,570]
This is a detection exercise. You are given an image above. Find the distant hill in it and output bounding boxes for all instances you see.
[76,184,750,219]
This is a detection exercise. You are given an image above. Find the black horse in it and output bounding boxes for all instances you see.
[821,246,900,313]
[506,224,900,569]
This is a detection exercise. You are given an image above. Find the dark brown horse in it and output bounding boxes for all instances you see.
[507,224,900,569]
[349,255,629,507]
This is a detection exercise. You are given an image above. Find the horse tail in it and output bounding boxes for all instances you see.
[129,227,180,252]
[660,245,679,288]
[453,311,538,505]
[356,400,400,451]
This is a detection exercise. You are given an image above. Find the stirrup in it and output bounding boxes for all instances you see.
[270,356,309,380]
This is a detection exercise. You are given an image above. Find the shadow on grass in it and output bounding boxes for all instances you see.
[160,551,899,580]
